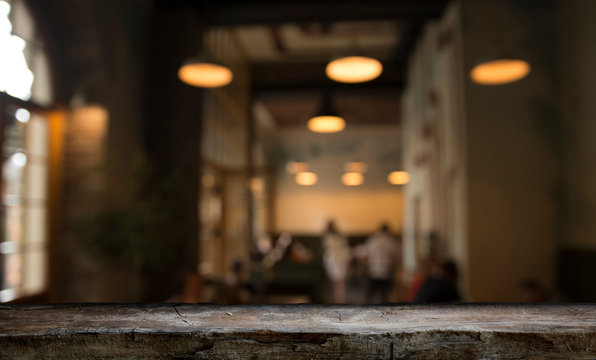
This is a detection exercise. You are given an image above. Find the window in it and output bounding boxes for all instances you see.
[0,0,53,302]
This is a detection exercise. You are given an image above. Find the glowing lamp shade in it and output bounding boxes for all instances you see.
[326,56,383,83]
[342,172,364,186]
[178,60,233,88]
[470,59,530,85]
[307,115,345,133]
[388,171,410,185]
[295,172,318,186]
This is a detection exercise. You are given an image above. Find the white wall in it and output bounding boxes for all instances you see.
[401,2,469,290]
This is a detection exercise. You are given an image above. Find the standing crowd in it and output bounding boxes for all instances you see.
[322,220,461,304]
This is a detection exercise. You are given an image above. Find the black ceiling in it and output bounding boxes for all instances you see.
[157,0,448,27]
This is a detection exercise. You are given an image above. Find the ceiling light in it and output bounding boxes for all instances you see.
[326,56,383,83]
[388,171,410,185]
[470,59,530,85]
[307,94,345,133]
[307,115,345,133]
[295,172,318,186]
[342,172,364,186]
[343,162,367,173]
[178,57,233,88]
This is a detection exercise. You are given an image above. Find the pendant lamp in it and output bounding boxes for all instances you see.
[178,55,233,88]
[342,172,364,186]
[388,171,410,185]
[295,171,318,186]
[469,11,530,86]
[326,55,383,83]
[307,94,345,133]
[470,58,530,85]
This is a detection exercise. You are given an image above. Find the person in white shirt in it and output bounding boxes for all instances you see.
[322,220,351,303]
[362,223,399,303]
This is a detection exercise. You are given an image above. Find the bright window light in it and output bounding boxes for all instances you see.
[10,152,27,167]
[15,108,30,123]
[0,1,34,100]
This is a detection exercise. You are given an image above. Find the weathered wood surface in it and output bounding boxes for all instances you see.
[1,304,595,359]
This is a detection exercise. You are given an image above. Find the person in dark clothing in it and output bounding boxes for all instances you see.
[415,260,460,302]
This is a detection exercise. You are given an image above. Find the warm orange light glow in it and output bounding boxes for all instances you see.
[307,115,345,133]
[250,177,265,192]
[470,59,530,85]
[295,172,318,186]
[178,61,233,88]
[343,162,368,173]
[388,171,410,185]
[286,161,309,174]
[342,172,364,186]
[326,56,383,83]
[70,105,108,138]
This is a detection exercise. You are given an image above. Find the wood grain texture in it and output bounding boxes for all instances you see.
[1,304,595,359]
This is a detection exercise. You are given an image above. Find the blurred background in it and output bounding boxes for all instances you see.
[0,0,594,304]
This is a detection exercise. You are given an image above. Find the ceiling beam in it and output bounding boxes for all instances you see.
[158,0,448,27]
[252,60,405,94]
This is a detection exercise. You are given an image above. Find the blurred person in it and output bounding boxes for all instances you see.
[359,223,399,303]
[322,220,351,303]
[415,259,461,303]
[404,257,437,302]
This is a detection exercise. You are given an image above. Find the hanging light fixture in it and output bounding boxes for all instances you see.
[469,10,531,86]
[388,171,410,185]
[307,93,345,133]
[470,58,530,85]
[326,55,383,83]
[295,171,318,186]
[178,55,233,88]
[342,172,364,186]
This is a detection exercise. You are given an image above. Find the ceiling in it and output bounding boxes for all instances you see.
[234,21,401,63]
[160,0,449,127]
